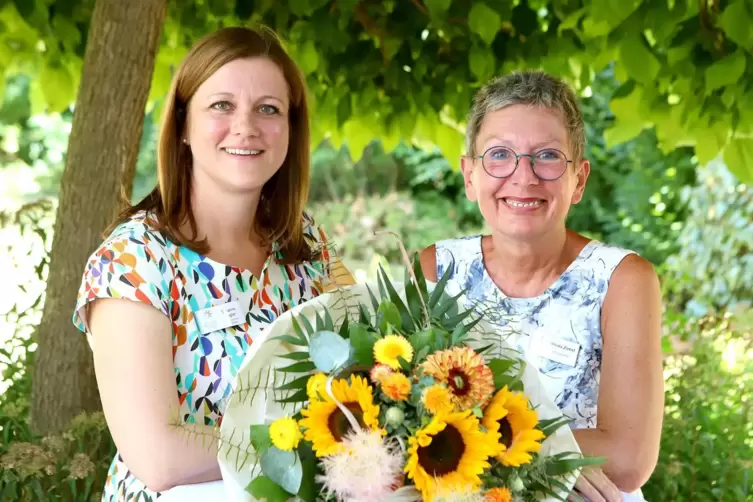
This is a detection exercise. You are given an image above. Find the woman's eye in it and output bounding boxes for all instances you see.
[259,104,280,115]
[211,101,232,111]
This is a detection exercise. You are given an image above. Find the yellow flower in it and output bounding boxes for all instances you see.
[307,373,329,401]
[269,417,302,451]
[485,487,512,502]
[381,372,411,401]
[299,376,381,457]
[405,410,493,502]
[374,335,414,370]
[421,347,495,411]
[481,387,545,467]
[422,384,454,415]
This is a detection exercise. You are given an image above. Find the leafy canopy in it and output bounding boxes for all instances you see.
[2,0,753,181]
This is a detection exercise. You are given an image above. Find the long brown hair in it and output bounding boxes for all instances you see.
[110,26,314,264]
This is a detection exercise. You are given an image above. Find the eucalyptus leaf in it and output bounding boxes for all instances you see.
[260,447,302,495]
[308,330,354,372]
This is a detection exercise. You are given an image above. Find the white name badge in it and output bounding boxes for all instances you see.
[195,301,245,334]
[535,337,580,367]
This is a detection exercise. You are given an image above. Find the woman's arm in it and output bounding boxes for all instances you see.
[89,298,222,492]
[573,254,664,492]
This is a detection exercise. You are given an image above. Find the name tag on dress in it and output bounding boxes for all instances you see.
[536,337,580,367]
[195,301,244,334]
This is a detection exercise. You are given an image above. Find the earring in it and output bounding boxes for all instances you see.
[182,138,189,145]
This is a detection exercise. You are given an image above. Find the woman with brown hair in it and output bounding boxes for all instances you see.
[72,26,353,500]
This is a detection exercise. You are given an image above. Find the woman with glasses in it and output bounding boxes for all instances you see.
[420,71,663,502]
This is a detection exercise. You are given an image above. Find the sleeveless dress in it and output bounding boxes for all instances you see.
[435,235,634,430]
[72,211,334,501]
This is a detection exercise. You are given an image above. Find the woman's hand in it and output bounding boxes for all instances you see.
[568,467,624,502]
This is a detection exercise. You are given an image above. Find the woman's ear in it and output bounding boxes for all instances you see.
[571,159,590,204]
[460,155,478,203]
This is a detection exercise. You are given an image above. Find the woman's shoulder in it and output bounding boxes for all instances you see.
[420,235,483,283]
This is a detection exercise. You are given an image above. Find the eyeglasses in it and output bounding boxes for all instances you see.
[476,146,573,181]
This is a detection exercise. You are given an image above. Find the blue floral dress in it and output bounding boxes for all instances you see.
[435,235,634,429]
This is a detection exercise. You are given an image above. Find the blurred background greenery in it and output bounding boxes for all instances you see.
[1,0,752,500]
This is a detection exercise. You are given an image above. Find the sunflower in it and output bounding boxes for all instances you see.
[481,386,545,467]
[374,335,414,369]
[420,347,495,411]
[299,375,381,457]
[405,410,493,501]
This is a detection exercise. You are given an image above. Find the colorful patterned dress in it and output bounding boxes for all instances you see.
[72,212,334,501]
[435,235,634,430]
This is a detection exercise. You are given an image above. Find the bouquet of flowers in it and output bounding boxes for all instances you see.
[218,259,599,501]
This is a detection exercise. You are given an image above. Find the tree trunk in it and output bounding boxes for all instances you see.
[30,0,168,435]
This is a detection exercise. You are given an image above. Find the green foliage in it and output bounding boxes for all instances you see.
[0,409,115,502]
[3,0,753,179]
[662,160,753,315]
[569,67,698,265]
[643,312,753,501]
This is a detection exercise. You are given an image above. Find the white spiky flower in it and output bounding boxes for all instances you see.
[434,486,486,502]
[318,428,405,502]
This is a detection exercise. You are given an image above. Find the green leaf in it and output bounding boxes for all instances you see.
[278,351,311,361]
[289,0,311,16]
[308,331,353,372]
[409,329,436,353]
[619,35,660,85]
[291,317,309,343]
[404,277,425,328]
[277,388,309,404]
[278,361,317,373]
[398,355,412,372]
[298,315,315,337]
[260,447,302,495]
[487,358,516,390]
[425,0,451,17]
[298,39,319,75]
[705,50,747,94]
[546,455,607,475]
[324,309,335,332]
[378,300,402,331]
[429,267,452,308]
[39,61,74,113]
[378,266,416,331]
[297,442,318,501]
[468,3,501,45]
[272,334,309,347]
[277,374,311,391]
[51,16,81,52]
[337,315,350,339]
[250,425,272,455]
[723,137,753,183]
[315,312,325,332]
[590,0,640,30]
[469,43,494,80]
[694,120,728,165]
[719,0,753,50]
[350,324,379,366]
[557,7,587,34]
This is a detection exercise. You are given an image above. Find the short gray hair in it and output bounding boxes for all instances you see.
[465,70,586,162]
